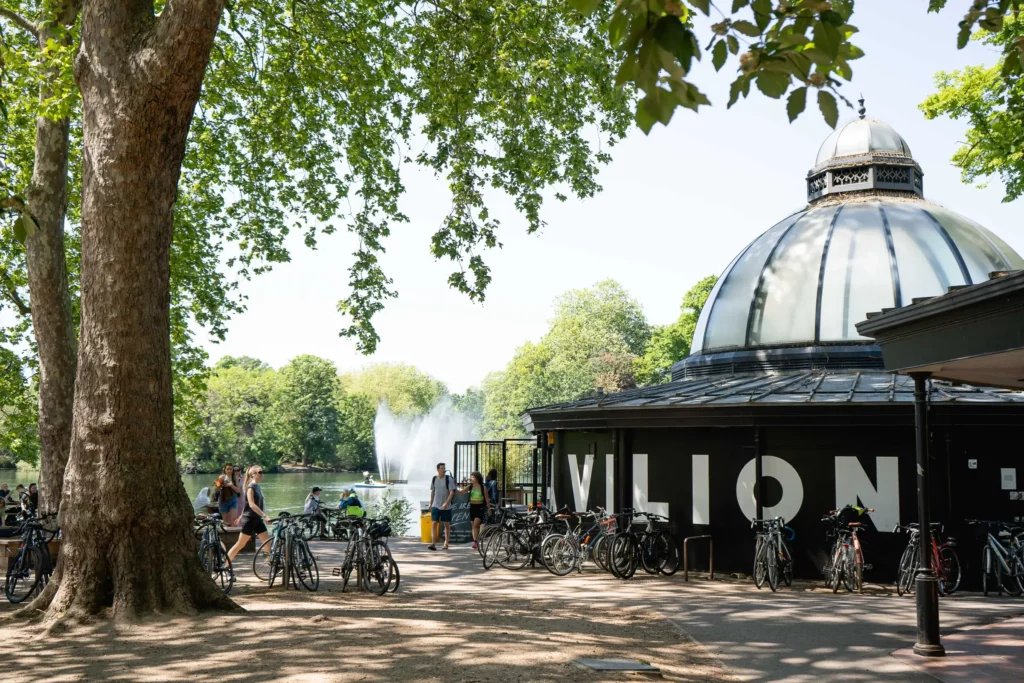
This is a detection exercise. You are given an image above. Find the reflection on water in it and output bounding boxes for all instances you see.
[1,469,427,537]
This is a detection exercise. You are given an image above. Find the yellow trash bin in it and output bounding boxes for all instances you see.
[420,513,433,543]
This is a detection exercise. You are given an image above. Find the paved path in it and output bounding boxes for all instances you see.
[224,538,1024,682]
[360,540,1024,682]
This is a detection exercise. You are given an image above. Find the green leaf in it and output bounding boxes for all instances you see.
[751,0,772,31]
[609,10,631,47]
[787,86,807,122]
[820,10,845,27]
[727,76,747,108]
[732,0,750,12]
[1002,50,1022,78]
[927,0,947,11]
[813,21,841,60]
[732,20,761,37]
[12,214,37,246]
[755,72,790,99]
[569,0,601,15]
[636,101,657,134]
[727,35,739,54]
[712,39,728,71]
[956,22,971,50]
[654,17,697,73]
[818,89,839,128]
[689,0,711,15]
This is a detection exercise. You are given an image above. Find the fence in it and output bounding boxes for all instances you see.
[453,439,539,506]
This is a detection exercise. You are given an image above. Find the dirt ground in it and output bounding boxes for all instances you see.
[2,541,732,683]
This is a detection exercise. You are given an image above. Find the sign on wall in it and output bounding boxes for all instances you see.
[1002,468,1017,491]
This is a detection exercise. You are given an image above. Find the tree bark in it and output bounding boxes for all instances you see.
[29,0,237,623]
[26,22,78,516]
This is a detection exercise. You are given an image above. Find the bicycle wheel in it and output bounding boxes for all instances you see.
[340,559,354,592]
[386,557,401,593]
[1003,553,1024,596]
[200,542,233,594]
[830,548,843,594]
[659,535,681,577]
[543,535,578,577]
[639,535,661,575]
[294,539,320,591]
[593,534,611,572]
[753,540,766,589]
[362,541,392,595]
[896,543,914,596]
[781,541,793,587]
[842,546,857,592]
[609,533,637,580]
[499,531,531,571]
[253,537,279,582]
[938,547,961,596]
[482,529,503,571]
[982,546,994,596]
[478,526,498,558]
[539,533,563,571]
[766,539,779,592]
[4,547,41,604]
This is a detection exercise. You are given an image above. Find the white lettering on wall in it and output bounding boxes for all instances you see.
[567,453,594,512]
[606,454,615,513]
[736,456,804,523]
[633,454,670,517]
[693,454,710,525]
[835,456,899,531]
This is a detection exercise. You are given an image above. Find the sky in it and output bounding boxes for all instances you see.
[201,3,1024,394]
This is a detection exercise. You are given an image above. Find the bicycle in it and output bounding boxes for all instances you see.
[195,513,234,594]
[822,506,873,593]
[4,511,59,604]
[540,508,617,577]
[334,516,397,595]
[253,512,320,591]
[893,522,960,597]
[966,519,1024,596]
[607,510,680,580]
[751,517,794,592]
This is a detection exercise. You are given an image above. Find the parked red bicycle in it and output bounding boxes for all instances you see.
[893,522,960,596]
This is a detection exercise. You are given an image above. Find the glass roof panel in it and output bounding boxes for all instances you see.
[833,120,870,158]
[926,205,1013,283]
[819,203,895,341]
[690,247,745,355]
[702,213,805,352]
[884,202,967,303]
[749,206,837,346]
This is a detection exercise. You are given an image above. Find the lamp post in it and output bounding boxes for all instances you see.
[911,371,945,657]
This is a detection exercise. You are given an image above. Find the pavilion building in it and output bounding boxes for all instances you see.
[522,113,1024,580]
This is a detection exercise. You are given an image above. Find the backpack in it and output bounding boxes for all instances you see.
[431,474,453,493]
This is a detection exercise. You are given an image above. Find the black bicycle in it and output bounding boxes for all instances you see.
[607,510,680,580]
[253,512,320,591]
[334,516,398,595]
[195,513,234,594]
[5,511,59,604]
[751,517,794,592]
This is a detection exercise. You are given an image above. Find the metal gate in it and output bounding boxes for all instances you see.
[453,438,539,506]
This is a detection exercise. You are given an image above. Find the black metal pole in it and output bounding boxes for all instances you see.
[911,372,945,657]
[754,427,763,520]
[501,440,507,501]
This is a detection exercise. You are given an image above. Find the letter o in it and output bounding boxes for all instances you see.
[736,456,804,523]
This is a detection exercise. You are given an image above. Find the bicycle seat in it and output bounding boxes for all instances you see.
[847,522,863,527]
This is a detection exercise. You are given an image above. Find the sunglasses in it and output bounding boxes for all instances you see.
[254,470,264,475]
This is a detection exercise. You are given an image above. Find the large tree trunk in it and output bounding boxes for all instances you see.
[26,24,77,516]
[30,0,236,623]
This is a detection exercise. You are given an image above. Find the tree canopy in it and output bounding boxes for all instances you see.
[341,363,449,417]
[920,13,1024,203]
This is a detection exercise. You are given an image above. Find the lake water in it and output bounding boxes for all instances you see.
[1,469,429,537]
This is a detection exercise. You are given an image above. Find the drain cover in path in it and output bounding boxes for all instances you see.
[574,659,660,673]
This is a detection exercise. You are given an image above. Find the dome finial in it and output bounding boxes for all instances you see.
[858,95,866,120]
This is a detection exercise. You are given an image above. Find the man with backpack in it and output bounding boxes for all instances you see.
[428,462,455,550]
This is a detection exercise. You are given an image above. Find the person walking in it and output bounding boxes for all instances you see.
[427,463,455,551]
[227,466,272,563]
[215,463,241,526]
[457,471,490,550]
[484,469,499,521]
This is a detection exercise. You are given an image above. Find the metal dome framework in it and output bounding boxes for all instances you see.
[678,113,1024,380]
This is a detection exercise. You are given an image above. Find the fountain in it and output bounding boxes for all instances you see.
[374,398,479,485]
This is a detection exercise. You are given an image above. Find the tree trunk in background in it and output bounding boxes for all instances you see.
[26,24,77,516]
[29,0,236,623]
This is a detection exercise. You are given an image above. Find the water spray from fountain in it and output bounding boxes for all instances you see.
[374,398,479,484]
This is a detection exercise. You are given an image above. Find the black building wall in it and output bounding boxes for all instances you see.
[552,422,1024,587]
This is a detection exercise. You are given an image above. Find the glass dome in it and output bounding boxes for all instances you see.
[690,112,1024,359]
[815,117,913,167]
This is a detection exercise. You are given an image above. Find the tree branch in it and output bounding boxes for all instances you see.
[0,265,30,316]
[0,4,38,38]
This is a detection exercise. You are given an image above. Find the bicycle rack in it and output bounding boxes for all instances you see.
[683,535,713,582]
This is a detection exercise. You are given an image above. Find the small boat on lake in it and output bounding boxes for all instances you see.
[353,473,391,490]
